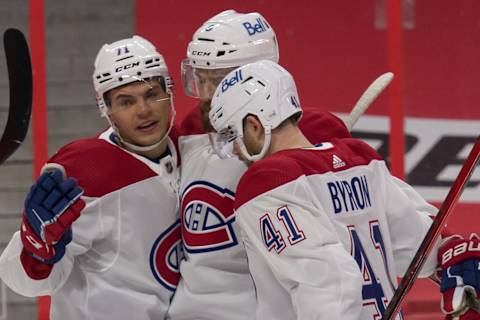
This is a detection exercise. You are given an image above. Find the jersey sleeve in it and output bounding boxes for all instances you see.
[384,172,440,277]
[235,169,363,319]
[0,139,134,297]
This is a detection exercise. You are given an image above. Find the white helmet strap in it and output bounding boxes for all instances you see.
[238,126,272,162]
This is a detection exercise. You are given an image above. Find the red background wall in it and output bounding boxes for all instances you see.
[136,1,479,318]
[136,0,480,122]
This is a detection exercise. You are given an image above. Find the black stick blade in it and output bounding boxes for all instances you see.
[0,28,33,165]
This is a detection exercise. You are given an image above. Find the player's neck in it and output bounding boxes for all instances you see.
[269,125,313,154]
[135,139,168,160]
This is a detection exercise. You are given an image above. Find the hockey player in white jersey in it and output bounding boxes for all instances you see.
[168,10,351,319]
[0,36,182,319]
[209,60,480,319]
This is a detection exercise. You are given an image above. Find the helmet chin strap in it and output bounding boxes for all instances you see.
[238,126,272,162]
[105,96,176,154]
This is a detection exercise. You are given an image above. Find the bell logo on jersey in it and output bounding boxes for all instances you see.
[327,175,372,214]
[181,181,238,253]
[149,220,183,292]
[242,17,270,36]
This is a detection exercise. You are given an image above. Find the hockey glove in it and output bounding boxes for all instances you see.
[438,234,480,319]
[20,168,85,264]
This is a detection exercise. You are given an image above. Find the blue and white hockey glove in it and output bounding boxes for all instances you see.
[20,167,85,264]
[438,234,480,320]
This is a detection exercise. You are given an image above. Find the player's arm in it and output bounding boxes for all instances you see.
[381,164,480,319]
[236,184,363,319]
[381,166,441,277]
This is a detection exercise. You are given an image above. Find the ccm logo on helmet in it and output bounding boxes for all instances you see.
[192,50,211,56]
[441,240,480,265]
[221,69,243,93]
[243,17,270,36]
[115,61,140,72]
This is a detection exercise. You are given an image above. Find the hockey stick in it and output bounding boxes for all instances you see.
[344,72,394,131]
[0,28,33,165]
[382,136,480,320]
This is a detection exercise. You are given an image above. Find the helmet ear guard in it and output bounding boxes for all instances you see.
[209,60,302,162]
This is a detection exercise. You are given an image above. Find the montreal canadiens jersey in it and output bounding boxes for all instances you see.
[167,107,351,319]
[234,138,439,320]
[0,127,182,320]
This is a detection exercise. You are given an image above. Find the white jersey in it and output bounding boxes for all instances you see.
[0,128,182,320]
[168,108,353,319]
[167,132,255,320]
[234,139,439,320]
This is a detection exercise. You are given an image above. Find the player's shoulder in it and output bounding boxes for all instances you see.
[234,138,383,209]
[334,137,383,162]
[48,137,157,197]
[299,108,351,143]
[301,138,383,172]
[235,152,305,209]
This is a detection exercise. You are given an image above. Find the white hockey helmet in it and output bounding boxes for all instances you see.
[209,60,302,162]
[92,36,176,153]
[93,35,172,117]
[182,10,279,98]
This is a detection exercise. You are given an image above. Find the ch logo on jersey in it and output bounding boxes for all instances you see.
[181,181,238,253]
[149,220,183,292]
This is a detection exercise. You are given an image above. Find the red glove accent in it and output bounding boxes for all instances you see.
[20,216,57,262]
[439,235,480,269]
[438,234,480,319]
[19,250,53,280]
[42,198,85,244]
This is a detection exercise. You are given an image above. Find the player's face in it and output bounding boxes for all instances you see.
[194,67,236,132]
[106,79,171,148]
[194,67,236,103]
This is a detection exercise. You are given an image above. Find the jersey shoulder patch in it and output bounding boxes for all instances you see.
[48,138,157,197]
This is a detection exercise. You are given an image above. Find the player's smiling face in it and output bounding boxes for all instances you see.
[106,79,171,148]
